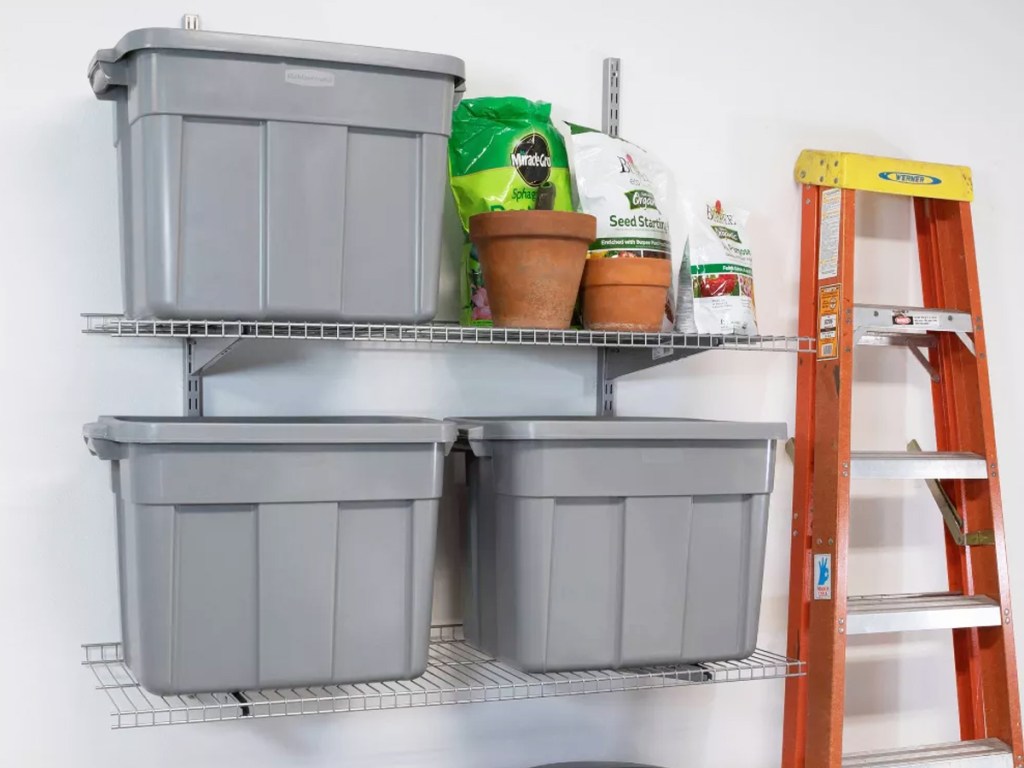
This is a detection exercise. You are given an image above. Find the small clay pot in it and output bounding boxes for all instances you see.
[469,210,597,329]
[582,258,672,332]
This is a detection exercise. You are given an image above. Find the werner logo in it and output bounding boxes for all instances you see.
[511,133,552,187]
[879,171,942,186]
[285,69,336,87]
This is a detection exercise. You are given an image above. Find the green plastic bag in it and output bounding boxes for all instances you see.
[448,97,573,325]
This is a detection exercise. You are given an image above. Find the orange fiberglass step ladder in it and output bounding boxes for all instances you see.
[782,150,1023,768]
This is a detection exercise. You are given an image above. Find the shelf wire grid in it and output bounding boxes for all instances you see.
[83,626,804,729]
[83,314,816,353]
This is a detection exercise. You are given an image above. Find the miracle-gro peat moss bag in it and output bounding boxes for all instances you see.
[448,97,573,326]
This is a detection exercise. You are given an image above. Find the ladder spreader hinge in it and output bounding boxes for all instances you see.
[909,440,996,547]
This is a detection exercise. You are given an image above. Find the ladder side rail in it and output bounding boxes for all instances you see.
[804,187,858,767]
[933,200,1022,758]
[916,196,987,740]
[783,185,823,768]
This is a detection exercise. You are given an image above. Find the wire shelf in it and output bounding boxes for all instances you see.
[83,314,815,353]
[83,626,804,729]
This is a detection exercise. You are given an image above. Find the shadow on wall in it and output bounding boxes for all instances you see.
[7,97,123,315]
[438,178,465,323]
[856,188,914,242]
[845,637,958,717]
[204,340,598,419]
[849,495,909,550]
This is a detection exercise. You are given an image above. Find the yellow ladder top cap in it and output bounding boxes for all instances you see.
[794,149,973,201]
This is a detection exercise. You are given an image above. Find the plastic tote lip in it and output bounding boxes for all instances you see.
[89,27,466,95]
[453,416,788,447]
[83,416,457,454]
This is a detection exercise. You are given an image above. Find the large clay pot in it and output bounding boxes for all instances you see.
[582,258,672,332]
[469,210,597,329]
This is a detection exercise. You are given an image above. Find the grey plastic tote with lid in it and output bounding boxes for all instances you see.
[85,416,455,695]
[90,28,466,322]
[457,416,786,672]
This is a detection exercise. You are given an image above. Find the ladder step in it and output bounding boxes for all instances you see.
[847,593,1002,635]
[851,451,988,480]
[854,304,973,336]
[843,739,1012,767]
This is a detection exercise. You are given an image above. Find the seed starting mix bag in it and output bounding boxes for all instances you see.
[562,123,694,331]
[448,97,573,325]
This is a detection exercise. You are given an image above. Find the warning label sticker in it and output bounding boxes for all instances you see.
[813,554,832,600]
[818,188,842,279]
[892,309,940,328]
[817,285,841,360]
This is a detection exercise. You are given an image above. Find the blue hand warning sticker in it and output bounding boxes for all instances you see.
[814,554,832,600]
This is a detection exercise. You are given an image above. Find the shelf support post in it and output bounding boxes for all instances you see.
[183,338,241,416]
[597,349,615,416]
[184,340,202,416]
[595,56,621,416]
[602,58,620,138]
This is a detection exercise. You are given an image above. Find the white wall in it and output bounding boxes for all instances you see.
[2,1,1023,765]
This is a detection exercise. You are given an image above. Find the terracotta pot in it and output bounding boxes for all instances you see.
[582,258,672,332]
[469,210,597,329]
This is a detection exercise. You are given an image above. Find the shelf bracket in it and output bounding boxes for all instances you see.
[184,338,241,416]
[597,346,709,415]
[604,347,694,380]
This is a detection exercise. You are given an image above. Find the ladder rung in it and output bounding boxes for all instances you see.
[851,451,988,480]
[854,304,973,336]
[843,738,1012,767]
[846,593,1002,635]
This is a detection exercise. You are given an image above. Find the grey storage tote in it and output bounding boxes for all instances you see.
[84,416,455,695]
[89,29,465,321]
[458,417,786,672]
